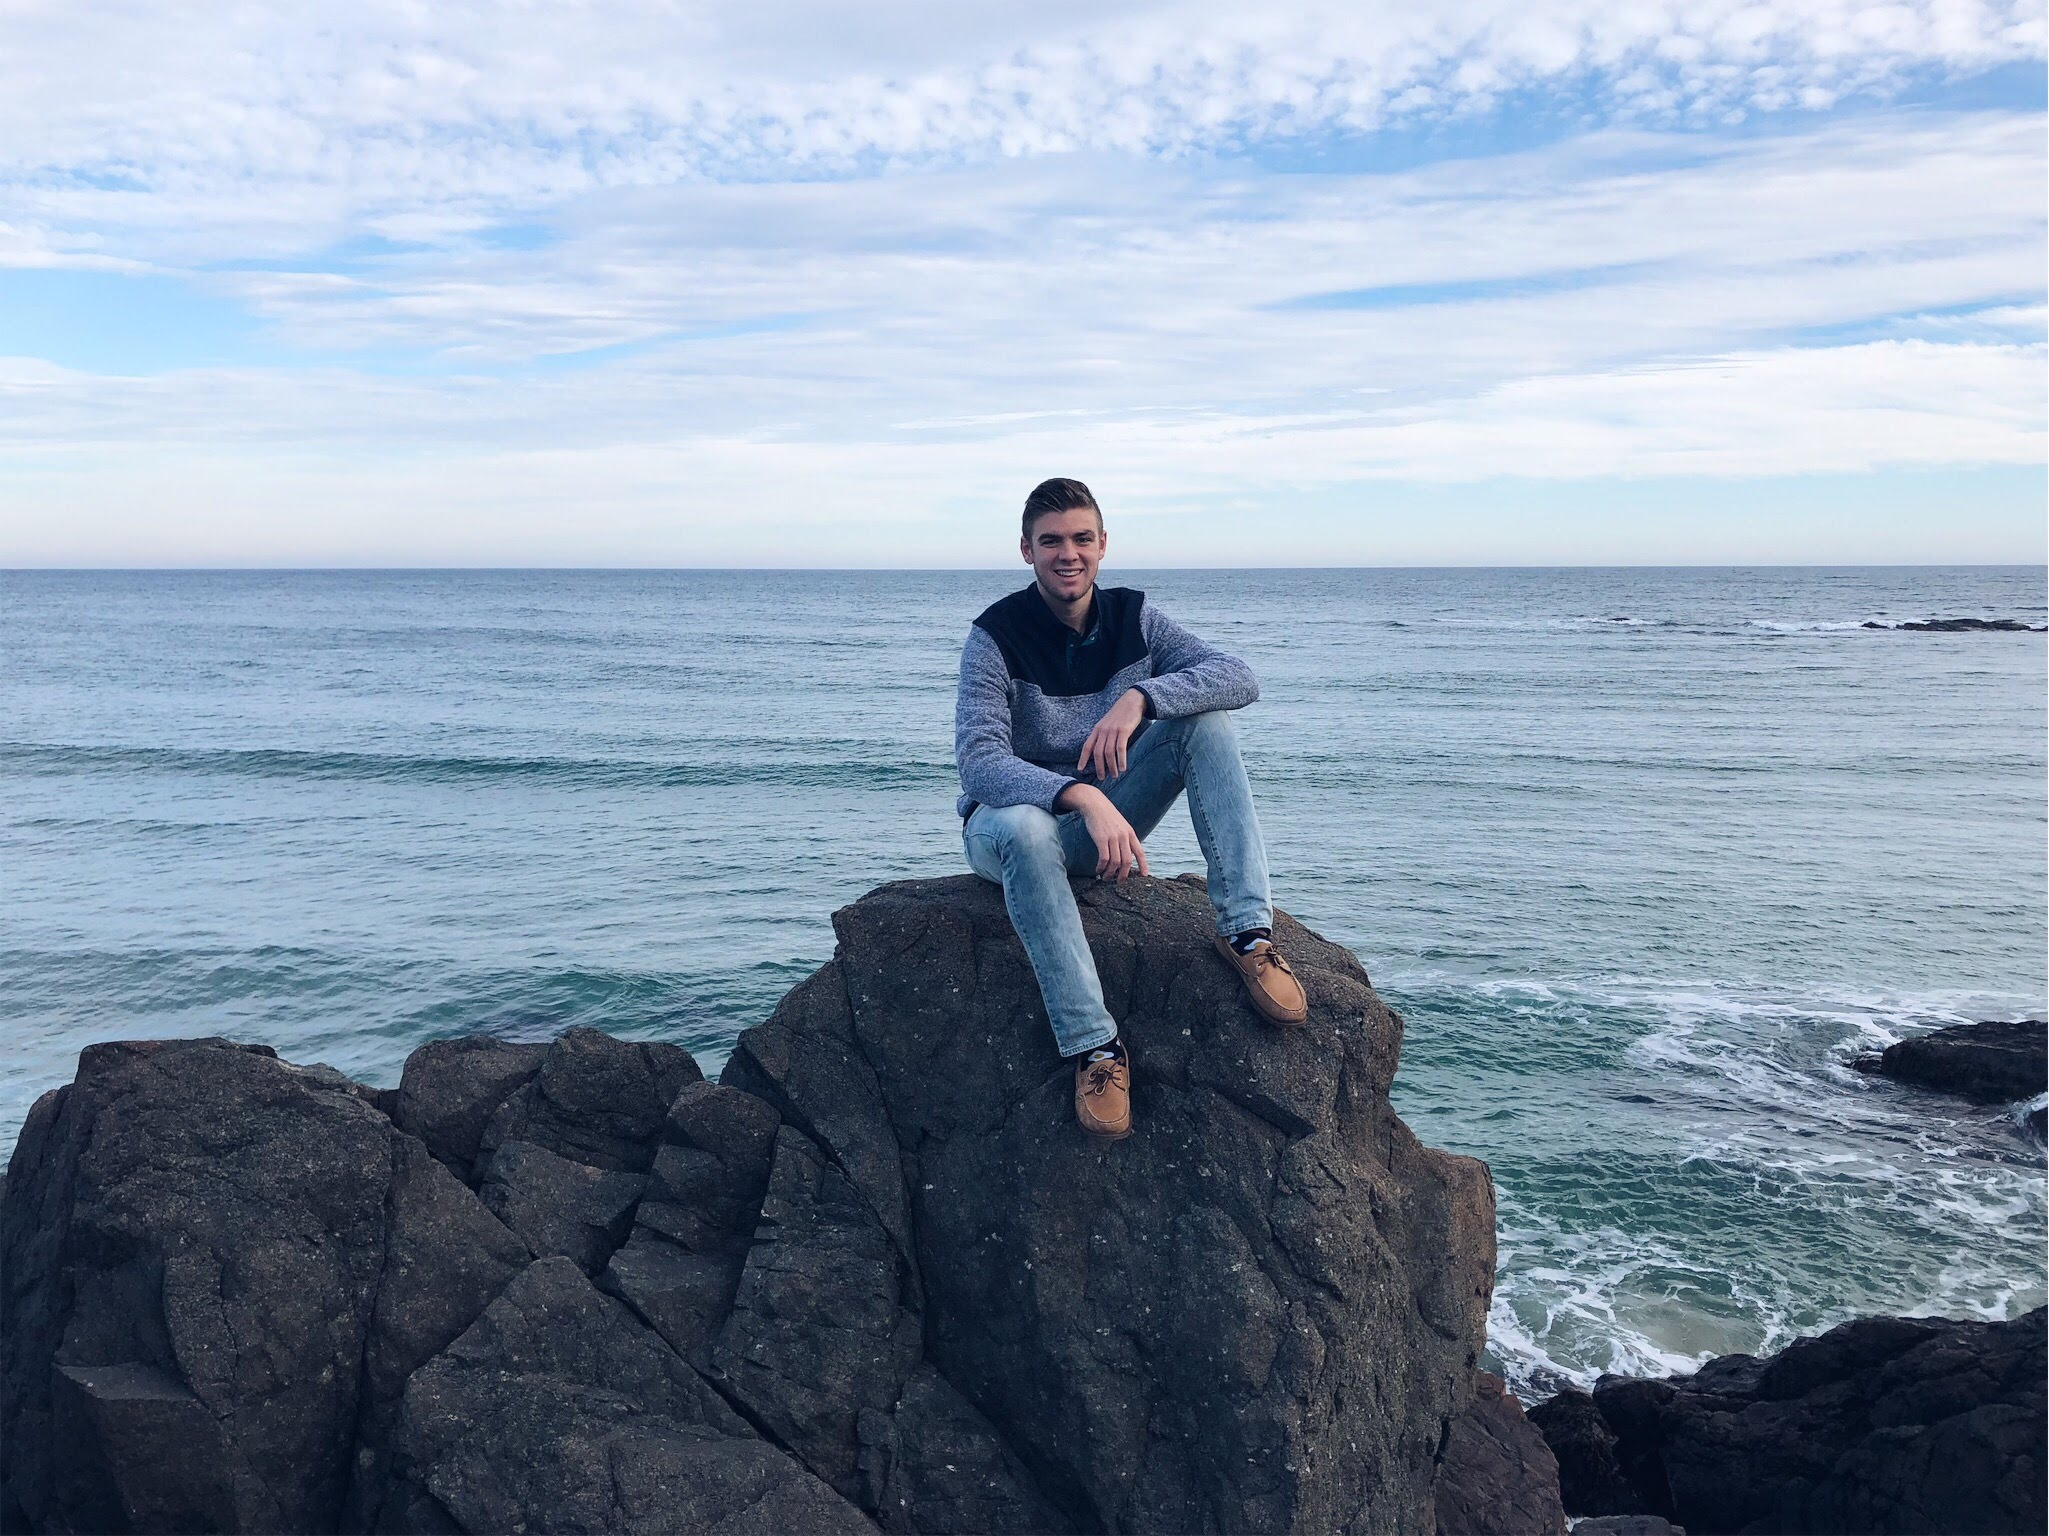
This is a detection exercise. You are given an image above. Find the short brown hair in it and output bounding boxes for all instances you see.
[1022,477,1102,539]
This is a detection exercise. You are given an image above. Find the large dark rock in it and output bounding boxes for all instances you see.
[857,1364,1071,1535]
[1852,1019,2046,1106]
[476,1138,645,1275]
[0,1033,737,1536]
[1525,1386,1638,1516]
[393,1037,548,1180]
[705,1123,921,1501]
[1529,1308,2047,1534]
[343,1137,531,1531]
[475,1027,702,1176]
[1431,1372,1567,1535]
[386,1256,869,1535]
[4,876,1495,1534]
[723,874,1496,1534]
[1,1042,398,1534]
[599,1081,781,1363]
[1896,618,2045,632]
[1862,618,2047,632]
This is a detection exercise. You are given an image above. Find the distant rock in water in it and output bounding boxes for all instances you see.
[1529,1308,2046,1534]
[1859,618,2047,632]
[1852,1019,2046,1114]
[0,875,1503,1535]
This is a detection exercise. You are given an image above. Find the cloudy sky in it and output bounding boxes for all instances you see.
[2,0,2043,566]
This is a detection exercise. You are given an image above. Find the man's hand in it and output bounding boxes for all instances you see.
[1055,783,1150,882]
[1077,688,1148,782]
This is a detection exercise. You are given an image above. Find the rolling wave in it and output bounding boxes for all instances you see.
[0,741,955,790]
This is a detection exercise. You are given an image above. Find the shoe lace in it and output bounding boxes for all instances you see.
[1082,1052,1124,1096]
[1247,943,1292,975]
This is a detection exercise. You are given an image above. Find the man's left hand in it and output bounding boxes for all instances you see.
[1077,689,1148,782]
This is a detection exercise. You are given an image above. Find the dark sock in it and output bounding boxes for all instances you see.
[1228,928,1272,955]
[1084,1035,1126,1061]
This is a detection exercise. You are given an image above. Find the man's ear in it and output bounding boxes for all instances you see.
[1020,535,1033,565]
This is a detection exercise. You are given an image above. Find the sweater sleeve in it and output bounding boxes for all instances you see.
[1134,601,1260,719]
[955,625,1079,813]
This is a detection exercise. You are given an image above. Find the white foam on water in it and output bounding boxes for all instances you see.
[1460,975,2047,1400]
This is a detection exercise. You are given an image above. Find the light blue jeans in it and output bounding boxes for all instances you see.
[962,710,1274,1057]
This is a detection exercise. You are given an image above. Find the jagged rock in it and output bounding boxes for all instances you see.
[724,874,1496,1534]
[4,1042,389,1531]
[1431,1372,1566,1535]
[394,1037,547,1180]
[1592,1375,1679,1518]
[1851,1019,2046,1106]
[476,1028,701,1177]
[48,1361,231,1533]
[3,1039,400,1534]
[5,876,1497,1535]
[343,1138,531,1530]
[389,1255,871,1535]
[858,1364,1072,1534]
[1530,1308,2047,1534]
[705,1125,922,1501]
[1525,1386,1637,1516]
[600,1082,781,1361]
[476,1138,645,1275]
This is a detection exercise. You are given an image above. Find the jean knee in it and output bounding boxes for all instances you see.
[1174,710,1236,757]
[979,804,1065,868]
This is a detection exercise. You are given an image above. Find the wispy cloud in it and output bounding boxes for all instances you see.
[5,0,2042,257]
[0,1,2042,562]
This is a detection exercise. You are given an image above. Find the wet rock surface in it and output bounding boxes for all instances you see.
[1530,1307,2047,1535]
[1,877,1496,1534]
[1859,618,2047,632]
[1851,1018,2046,1109]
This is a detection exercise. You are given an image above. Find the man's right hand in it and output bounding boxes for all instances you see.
[1056,783,1150,882]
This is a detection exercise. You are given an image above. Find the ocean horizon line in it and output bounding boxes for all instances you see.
[6,562,2047,575]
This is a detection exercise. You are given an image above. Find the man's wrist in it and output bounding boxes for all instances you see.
[1055,781,1108,814]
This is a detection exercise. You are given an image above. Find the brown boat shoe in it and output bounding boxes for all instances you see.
[1214,934,1308,1025]
[1074,1039,1133,1141]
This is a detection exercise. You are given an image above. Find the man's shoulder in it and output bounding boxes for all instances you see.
[970,584,1039,635]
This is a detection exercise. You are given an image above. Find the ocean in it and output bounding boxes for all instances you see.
[3,566,2043,1397]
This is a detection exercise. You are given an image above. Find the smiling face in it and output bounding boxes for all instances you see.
[1022,505,1107,608]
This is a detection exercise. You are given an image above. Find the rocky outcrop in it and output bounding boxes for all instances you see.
[1,875,1497,1534]
[1529,1308,2047,1535]
[1859,618,2047,632]
[720,873,1498,1533]
[1430,1372,1566,1535]
[1852,1020,2046,1117]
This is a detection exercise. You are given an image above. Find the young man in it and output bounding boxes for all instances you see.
[954,477,1308,1141]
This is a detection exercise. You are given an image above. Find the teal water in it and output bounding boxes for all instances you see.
[3,567,2043,1395]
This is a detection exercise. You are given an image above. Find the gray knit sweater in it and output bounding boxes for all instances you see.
[954,583,1258,818]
